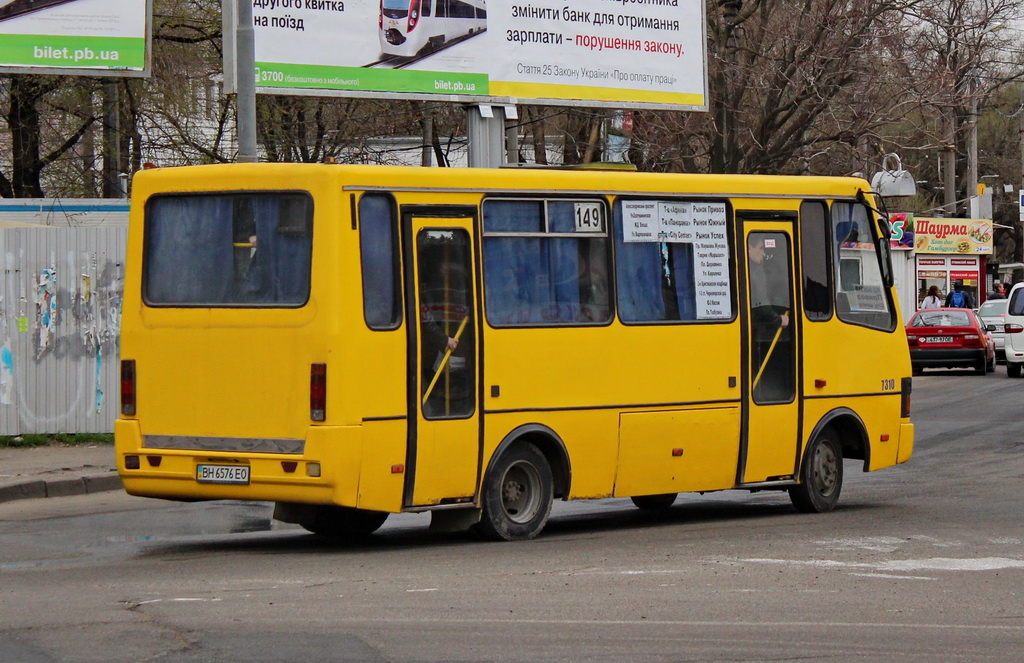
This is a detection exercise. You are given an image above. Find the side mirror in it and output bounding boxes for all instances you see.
[987,324,997,332]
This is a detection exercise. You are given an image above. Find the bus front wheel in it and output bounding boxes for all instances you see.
[475,443,553,541]
[299,505,389,539]
[788,429,843,513]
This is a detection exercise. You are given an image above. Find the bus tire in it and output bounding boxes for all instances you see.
[630,493,677,510]
[299,505,389,539]
[788,428,843,514]
[474,442,553,541]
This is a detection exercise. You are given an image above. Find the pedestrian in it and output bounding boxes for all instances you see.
[944,282,973,309]
[989,281,1006,300]
[921,285,942,309]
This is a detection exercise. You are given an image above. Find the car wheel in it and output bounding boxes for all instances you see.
[630,493,678,510]
[1009,363,1022,378]
[975,356,987,375]
[912,365,923,376]
[789,427,843,513]
[474,442,553,541]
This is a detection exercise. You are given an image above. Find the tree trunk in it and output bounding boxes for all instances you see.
[7,76,49,198]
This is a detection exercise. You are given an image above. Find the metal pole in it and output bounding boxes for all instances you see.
[943,108,956,217]
[101,79,120,198]
[466,105,506,168]
[236,0,258,163]
[968,85,978,198]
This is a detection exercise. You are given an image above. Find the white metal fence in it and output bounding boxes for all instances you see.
[0,227,126,435]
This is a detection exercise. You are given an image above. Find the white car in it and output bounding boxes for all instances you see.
[978,299,1009,362]
[1001,285,1024,377]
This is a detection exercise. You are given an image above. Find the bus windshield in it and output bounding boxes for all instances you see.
[143,192,313,307]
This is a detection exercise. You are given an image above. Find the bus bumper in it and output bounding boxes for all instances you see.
[897,422,914,464]
[113,419,374,508]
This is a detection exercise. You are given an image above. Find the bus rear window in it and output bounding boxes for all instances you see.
[143,193,313,307]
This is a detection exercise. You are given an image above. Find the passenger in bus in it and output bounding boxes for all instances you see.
[577,253,609,322]
[420,275,473,417]
[237,233,272,302]
[748,235,794,402]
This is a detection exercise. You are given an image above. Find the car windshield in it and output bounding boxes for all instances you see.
[912,311,972,327]
[978,300,1008,317]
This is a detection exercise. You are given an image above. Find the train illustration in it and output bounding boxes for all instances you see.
[379,0,486,58]
[0,0,79,22]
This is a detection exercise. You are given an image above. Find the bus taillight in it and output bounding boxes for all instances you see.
[121,360,136,416]
[310,363,327,421]
[378,0,383,28]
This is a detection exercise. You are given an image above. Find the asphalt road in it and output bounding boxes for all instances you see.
[1,367,1022,662]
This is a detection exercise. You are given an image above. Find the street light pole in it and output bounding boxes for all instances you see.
[968,80,978,198]
[235,0,258,163]
[943,106,957,216]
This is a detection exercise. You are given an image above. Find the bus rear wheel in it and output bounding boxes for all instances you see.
[788,428,843,513]
[475,443,553,541]
[630,493,677,510]
[299,505,389,539]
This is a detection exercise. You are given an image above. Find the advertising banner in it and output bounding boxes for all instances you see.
[0,0,149,76]
[229,0,708,110]
[910,217,993,255]
[889,212,914,250]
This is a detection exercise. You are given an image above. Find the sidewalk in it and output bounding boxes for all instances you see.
[0,444,121,504]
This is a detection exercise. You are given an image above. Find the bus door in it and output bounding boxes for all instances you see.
[739,219,801,484]
[403,213,481,507]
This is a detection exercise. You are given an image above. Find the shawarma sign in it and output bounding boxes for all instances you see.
[910,216,993,255]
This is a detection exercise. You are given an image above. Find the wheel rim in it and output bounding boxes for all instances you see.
[811,441,838,497]
[500,460,542,524]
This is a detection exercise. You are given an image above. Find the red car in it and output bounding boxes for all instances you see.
[907,308,995,375]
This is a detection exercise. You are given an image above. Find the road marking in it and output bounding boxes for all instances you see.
[134,598,224,605]
[306,616,1024,632]
[737,556,1024,573]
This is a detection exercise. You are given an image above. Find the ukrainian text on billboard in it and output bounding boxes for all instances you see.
[246,0,707,109]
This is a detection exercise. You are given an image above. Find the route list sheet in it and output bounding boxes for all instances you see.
[621,200,731,320]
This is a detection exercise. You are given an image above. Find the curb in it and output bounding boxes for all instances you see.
[0,473,122,504]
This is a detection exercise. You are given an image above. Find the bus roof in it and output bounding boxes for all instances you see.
[131,162,874,200]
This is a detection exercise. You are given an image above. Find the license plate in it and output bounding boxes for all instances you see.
[196,464,250,485]
[926,336,953,343]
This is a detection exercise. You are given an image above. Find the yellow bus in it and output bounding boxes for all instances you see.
[115,163,914,541]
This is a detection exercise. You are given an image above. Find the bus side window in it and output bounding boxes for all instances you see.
[799,201,832,321]
[482,199,610,326]
[612,199,732,324]
[359,193,402,330]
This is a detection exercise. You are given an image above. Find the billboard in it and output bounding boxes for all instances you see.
[0,0,150,76]
[226,0,708,110]
[911,216,993,255]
